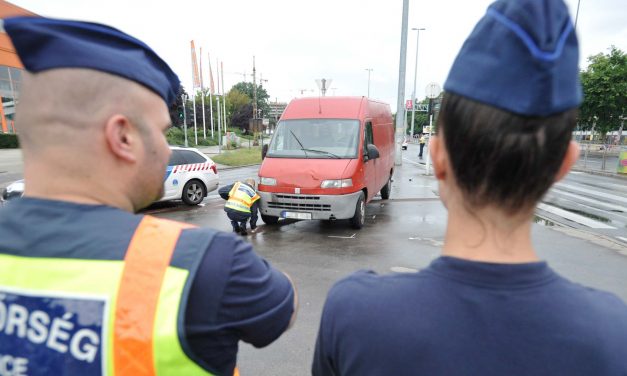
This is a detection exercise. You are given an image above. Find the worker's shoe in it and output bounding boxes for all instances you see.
[239,226,248,236]
[232,227,241,234]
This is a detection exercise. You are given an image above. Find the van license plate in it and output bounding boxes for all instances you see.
[282,211,312,220]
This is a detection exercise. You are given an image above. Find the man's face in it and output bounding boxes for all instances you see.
[134,94,171,210]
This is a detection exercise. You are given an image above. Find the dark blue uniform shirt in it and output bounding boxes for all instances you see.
[313,256,627,376]
[0,197,294,376]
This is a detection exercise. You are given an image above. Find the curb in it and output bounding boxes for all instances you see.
[215,163,261,171]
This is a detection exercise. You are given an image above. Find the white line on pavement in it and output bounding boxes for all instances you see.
[328,233,356,239]
[555,183,627,204]
[549,188,627,213]
[536,203,616,229]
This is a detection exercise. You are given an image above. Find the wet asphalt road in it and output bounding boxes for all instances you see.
[2,147,626,375]
[145,151,627,376]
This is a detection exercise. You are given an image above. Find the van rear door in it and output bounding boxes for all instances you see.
[362,120,378,201]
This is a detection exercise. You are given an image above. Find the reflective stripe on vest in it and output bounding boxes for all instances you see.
[225,182,260,214]
[114,216,193,376]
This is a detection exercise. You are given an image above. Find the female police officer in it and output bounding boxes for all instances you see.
[313,0,627,374]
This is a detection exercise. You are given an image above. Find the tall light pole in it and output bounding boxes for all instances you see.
[574,0,581,30]
[365,68,373,97]
[394,0,410,166]
[410,27,425,140]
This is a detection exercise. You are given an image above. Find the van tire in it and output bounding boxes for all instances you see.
[380,176,392,200]
[261,214,279,225]
[349,192,365,229]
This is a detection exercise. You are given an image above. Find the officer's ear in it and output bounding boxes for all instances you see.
[554,141,580,182]
[105,114,138,163]
[430,135,448,181]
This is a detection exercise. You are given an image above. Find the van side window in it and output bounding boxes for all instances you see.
[364,121,374,151]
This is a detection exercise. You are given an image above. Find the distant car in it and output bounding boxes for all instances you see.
[161,146,219,205]
[402,138,408,150]
[1,179,23,203]
[0,146,219,206]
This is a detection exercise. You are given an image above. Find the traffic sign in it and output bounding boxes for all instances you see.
[406,99,413,110]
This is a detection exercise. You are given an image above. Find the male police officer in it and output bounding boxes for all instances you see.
[0,17,296,375]
[313,0,627,375]
[219,178,260,235]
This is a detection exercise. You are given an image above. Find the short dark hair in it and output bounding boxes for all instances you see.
[437,92,577,214]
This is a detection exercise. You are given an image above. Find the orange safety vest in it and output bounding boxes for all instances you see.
[114,216,240,376]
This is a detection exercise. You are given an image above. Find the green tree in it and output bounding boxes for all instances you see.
[226,88,251,115]
[579,46,627,136]
[407,97,430,135]
[231,81,271,116]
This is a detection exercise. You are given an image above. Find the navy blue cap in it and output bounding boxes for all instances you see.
[3,16,180,105]
[444,0,582,116]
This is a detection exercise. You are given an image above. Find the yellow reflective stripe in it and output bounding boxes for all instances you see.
[225,200,251,213]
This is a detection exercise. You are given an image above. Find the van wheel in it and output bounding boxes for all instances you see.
[261,214,279,225]
[349,192,365,229]
[182,180,206,205]
[380,176,392,200]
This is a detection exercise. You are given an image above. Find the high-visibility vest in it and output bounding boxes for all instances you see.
[0,216,233,376]
[225,182,260,214]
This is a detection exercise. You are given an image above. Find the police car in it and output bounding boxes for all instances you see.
[1,147,219,206]
[160,146,219,205]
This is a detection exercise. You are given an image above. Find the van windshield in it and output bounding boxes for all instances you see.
[267,119,360,159]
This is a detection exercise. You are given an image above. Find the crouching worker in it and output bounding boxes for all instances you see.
[220,178,260,235]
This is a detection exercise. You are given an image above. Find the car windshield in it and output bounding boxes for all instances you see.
[267,119,360,159]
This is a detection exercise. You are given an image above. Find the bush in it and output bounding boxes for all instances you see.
[0,133,19,148]
[166,126,218,147]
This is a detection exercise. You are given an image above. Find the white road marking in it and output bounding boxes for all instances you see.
[390,266,418,273]
[617,236,627,243]
[555,183,627,204]
[328,233,356,239]
[408,236,444,246]
[402,157,424,166]
[536,203,616,229]
[549,188,627,213]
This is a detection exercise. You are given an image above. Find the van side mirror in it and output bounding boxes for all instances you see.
[262,144,269,160]
[365,143,380,161]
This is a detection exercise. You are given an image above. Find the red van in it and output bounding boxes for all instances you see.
[258,96,395,229]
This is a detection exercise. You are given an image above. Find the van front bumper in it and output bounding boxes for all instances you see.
[258,190,362,220]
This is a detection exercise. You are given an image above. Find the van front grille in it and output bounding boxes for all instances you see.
[275,194,320,200]
[268,200,331,212]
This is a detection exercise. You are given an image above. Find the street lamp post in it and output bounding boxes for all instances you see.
[365,68,373,97]
[410,27,425,140]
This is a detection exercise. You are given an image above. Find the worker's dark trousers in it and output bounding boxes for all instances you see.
[225,208,251,232]
[419,143,425,157]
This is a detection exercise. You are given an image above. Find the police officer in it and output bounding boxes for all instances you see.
[313,0,627,375]
[220,178,260,235]
[418,132,426,158]
[0,17,297,376]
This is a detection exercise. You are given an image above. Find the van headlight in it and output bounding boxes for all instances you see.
[260,177,277,186]
[321,179,352,188]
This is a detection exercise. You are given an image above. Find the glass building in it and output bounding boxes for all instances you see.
[0,1,36,134]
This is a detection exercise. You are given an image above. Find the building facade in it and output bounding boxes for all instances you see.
[0,1,36,134]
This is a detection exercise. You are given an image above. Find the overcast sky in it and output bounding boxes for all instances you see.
[10,0,627,109]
